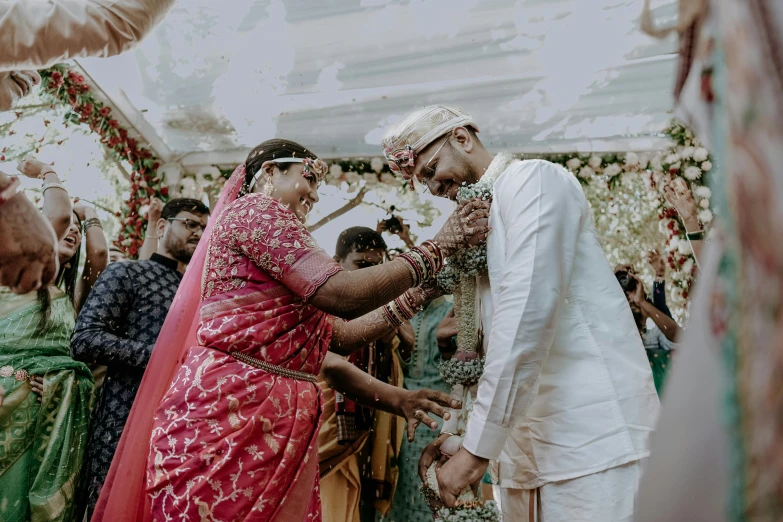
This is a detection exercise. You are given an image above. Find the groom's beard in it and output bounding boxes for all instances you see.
[458,156,482,186]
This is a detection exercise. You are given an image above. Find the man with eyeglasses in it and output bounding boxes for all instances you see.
[382,105,658,521]
[70,198,210,520]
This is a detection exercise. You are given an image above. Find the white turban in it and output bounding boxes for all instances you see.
[381,105,478,182]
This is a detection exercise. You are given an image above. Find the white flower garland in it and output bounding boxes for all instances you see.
[435,153,517,387]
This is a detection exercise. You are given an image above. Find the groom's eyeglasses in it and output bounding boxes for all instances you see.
[422,138,449,179]
[167,217,206,233]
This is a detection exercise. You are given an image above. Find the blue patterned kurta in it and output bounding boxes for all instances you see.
[70,254,182,519]
[377,297,453,522]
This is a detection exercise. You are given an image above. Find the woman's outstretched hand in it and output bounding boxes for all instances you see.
[398,389,462,442]
[433,199,490,257]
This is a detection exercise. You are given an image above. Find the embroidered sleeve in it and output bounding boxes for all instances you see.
[222,194,342,300]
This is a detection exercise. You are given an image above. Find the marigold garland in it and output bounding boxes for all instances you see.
[39,64,167,258]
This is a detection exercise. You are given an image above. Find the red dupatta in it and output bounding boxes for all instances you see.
[91,167,245,522]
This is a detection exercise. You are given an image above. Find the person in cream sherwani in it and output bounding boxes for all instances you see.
[381,105,660,521]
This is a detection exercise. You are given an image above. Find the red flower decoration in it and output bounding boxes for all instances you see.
[50,71,64,88]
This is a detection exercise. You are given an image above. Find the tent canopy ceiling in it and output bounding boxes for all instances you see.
[78,0,678,167]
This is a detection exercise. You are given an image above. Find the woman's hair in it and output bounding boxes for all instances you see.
[37,211,82,328]
[240,139,318,197]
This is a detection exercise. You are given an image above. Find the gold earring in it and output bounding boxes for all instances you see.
[263,179,274,196]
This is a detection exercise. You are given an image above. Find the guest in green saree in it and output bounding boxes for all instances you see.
[0,158,107,522]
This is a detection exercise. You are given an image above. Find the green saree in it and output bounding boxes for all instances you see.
[0,292,95,522]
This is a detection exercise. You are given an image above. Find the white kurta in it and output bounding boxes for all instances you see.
[461,158,659,490]
[0,0,175,71]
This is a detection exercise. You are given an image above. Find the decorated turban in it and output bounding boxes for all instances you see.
[381,105,478,185]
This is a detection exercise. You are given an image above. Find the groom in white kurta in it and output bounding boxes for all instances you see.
[382,105,660,521]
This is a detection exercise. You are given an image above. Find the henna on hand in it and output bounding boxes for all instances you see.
[433,199,491,257]
[329,282,445,356]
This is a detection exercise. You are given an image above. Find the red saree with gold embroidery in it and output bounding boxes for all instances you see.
[145,193,341,521]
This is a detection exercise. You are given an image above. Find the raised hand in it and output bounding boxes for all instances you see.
[647,249,666,278]
[433,199,491,257]
[17,156,55,179]
[664,180,700,231]
[149,197,164,223]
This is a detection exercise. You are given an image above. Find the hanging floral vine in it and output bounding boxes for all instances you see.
[39,64,167,258]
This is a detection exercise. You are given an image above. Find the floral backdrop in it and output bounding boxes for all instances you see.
[1,65,712,322]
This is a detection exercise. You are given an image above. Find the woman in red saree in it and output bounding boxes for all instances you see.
[93,139,489,522]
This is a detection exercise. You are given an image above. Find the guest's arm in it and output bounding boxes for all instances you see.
[329,284,443,356]
[226,194,486,321]
[73,204,108,312]
[648,249,673,318]
[17,158,71,241]
[71,263,152,368]
[664,184,704,262]
[320,351,460,442]
[640,299,682,343]
[138,197,163,261]
[0,0,177,71]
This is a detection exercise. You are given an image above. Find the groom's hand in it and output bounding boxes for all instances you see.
[436,447,488,508]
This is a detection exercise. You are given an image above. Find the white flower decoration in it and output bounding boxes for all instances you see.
[693,148,709,162]
[700,198,710,209]
[683,166,702,180]
[578,166,595,179]
[345,171,361,184]
[604,163,622,178]
[329,163,344,178]
[678,241,692,255]
[698,209,714,223]
[363,174,379,186]
[683,258,695,273]
[624,152,639,167]
[680,146,695,159]
[664,153,680,165]
[700,161,712,172]
[566,157,582,171]
[370,157,384,174]
[669,237,680,250]
[694,186,712,198]
[139,204,150,216]
[588,156,602,169]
